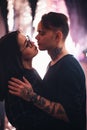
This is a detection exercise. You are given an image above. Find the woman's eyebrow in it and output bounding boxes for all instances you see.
[24,39,27,45]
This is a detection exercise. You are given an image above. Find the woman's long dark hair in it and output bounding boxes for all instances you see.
[0,31,23,100]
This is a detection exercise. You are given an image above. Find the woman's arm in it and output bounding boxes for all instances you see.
[8,77,69,122]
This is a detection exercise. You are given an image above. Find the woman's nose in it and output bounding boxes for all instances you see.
[31,41,35,45]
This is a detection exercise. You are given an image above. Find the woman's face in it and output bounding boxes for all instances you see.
[18,33,38,60]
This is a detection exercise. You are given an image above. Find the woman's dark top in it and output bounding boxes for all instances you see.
[4,68,46,130]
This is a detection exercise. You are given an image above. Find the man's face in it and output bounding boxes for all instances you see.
[35,22,57,51]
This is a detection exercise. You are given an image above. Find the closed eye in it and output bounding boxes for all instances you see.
[38,30,45,35]
[25,41,29,47]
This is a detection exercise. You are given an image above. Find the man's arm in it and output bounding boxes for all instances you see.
[8,77,69,122]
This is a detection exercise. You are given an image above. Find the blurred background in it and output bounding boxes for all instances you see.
[0,0,87,129]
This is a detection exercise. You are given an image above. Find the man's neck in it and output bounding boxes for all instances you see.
[49,47,62,60]
[49,48,69,66]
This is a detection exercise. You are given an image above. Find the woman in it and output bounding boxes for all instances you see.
[0,30,45,130]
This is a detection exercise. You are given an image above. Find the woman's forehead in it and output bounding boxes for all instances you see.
[18,33,26,40]
[18,33,26,44]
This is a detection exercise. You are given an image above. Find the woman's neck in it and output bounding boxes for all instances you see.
[22,60,33,69]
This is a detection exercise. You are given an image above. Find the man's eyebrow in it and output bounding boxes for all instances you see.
[37,30,42,32]
[38,30,45,33]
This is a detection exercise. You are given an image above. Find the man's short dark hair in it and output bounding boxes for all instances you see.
[41,12,69,39]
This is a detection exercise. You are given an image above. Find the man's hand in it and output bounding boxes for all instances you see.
[8,77,34,101]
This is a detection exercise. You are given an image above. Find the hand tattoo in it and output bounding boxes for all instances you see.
[20,87,33,101]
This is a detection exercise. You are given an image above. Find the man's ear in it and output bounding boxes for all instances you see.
[55,30,63,41]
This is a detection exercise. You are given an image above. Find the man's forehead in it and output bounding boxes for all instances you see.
[37,22,48,32]
[37,22,42,29]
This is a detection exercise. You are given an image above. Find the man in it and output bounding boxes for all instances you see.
[8,12,86,130]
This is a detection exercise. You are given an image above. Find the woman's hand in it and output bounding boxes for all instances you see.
[8,76,34,101]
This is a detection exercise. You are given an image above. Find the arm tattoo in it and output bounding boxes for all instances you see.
[21,87,69,122]
[32,94,69,122]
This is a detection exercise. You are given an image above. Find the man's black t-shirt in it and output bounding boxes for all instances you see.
[42,54,86,130]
